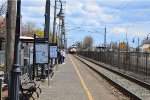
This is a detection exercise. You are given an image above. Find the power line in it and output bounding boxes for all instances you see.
[113,0,135,15]
[80,0,134,26]
[108,0,133,16]
[133,12,150,22]
[111,0,150,24]
[79,0,96,26]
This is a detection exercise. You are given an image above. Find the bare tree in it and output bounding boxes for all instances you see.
[0,2,7,38]
[107,42,118,51]
[75,41,83,50]
[0,2,7,16]
[83,36,93,50]
[0,16,5,38]
[22,21,36,37]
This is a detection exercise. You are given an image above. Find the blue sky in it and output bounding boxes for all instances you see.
[4,0,150,47]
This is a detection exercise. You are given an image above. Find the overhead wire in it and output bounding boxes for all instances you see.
[132,10,150,22]
[66,0,137,29]
[79,0,134,27]
[97,0,134,27]
[108,0,134,16]
[65,0,96,27]
[79,0,96,26]
[110,0,150,25]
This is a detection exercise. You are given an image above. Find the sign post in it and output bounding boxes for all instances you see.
[50,45,58,59]
[119,42,125,49]
[33,35,49,80]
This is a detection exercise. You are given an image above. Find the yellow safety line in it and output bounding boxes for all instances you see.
[69,56,93,100]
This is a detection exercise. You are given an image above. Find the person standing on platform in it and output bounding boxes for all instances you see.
[61,49,66,64]
[57,49,61,64]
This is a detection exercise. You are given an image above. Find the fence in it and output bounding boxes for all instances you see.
[77,51,150,77]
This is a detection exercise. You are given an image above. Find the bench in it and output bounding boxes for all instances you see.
[0,78,8,100]
[20,73,41,99]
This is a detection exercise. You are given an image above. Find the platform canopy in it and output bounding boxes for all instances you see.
[20,36,34,43]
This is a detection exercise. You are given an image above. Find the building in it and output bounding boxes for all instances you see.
[139,44,150,52]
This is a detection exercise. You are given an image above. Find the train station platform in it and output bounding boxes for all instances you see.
[37,54,118,100]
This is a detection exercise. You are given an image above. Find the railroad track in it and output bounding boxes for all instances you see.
[74,55,150,100]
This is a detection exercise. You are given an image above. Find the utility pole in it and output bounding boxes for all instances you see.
[5,0,17,73]
[57,0,65,48]
[44,0,50,38]
[61,19,65,48]
[52,0,57,43]
[104,27,106,51]
[58,20,61,47]
[41,0,51,79]
[126,27,128,51]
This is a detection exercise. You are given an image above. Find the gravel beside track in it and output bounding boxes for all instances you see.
[74,55,150,100]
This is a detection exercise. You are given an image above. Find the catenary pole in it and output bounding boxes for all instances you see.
[104,27,106,51]
[52,0,57,43]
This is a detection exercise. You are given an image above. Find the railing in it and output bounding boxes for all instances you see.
[77,51,150,77]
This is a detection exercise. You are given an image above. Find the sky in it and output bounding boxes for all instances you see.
[2,0,150,47]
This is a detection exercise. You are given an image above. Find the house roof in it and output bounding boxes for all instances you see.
[20,36,34,43]
[0,36,34,43]
[20,36,34,40]
[140,44,150,49]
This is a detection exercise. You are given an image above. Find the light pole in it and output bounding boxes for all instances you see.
[133,36,140,51]
[147,33,150,40]
[10,1,21,99]
[104,27,106,51]
[56,22,61,48]
[125,25,134,42]
[52,0,57,43]
[132,36,140,73]
[57,0,65,48]
[115,40,120,51]
[125,25,134,51]
[121,38,128,51]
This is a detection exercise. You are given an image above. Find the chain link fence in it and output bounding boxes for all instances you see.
[77,51,150,77]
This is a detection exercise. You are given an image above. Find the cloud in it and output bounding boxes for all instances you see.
[22,0,45,7]
[19,0,150,46]
[112,27,126,34]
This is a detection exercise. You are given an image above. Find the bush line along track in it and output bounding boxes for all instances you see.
[74,55,150,100]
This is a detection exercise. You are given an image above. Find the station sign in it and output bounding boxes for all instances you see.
[119,42,125,49]
[50,46,57,58]
[34,34,49,64]
[35,42,49,64]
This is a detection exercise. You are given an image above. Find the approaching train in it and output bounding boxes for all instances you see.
[68,45,77,54]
